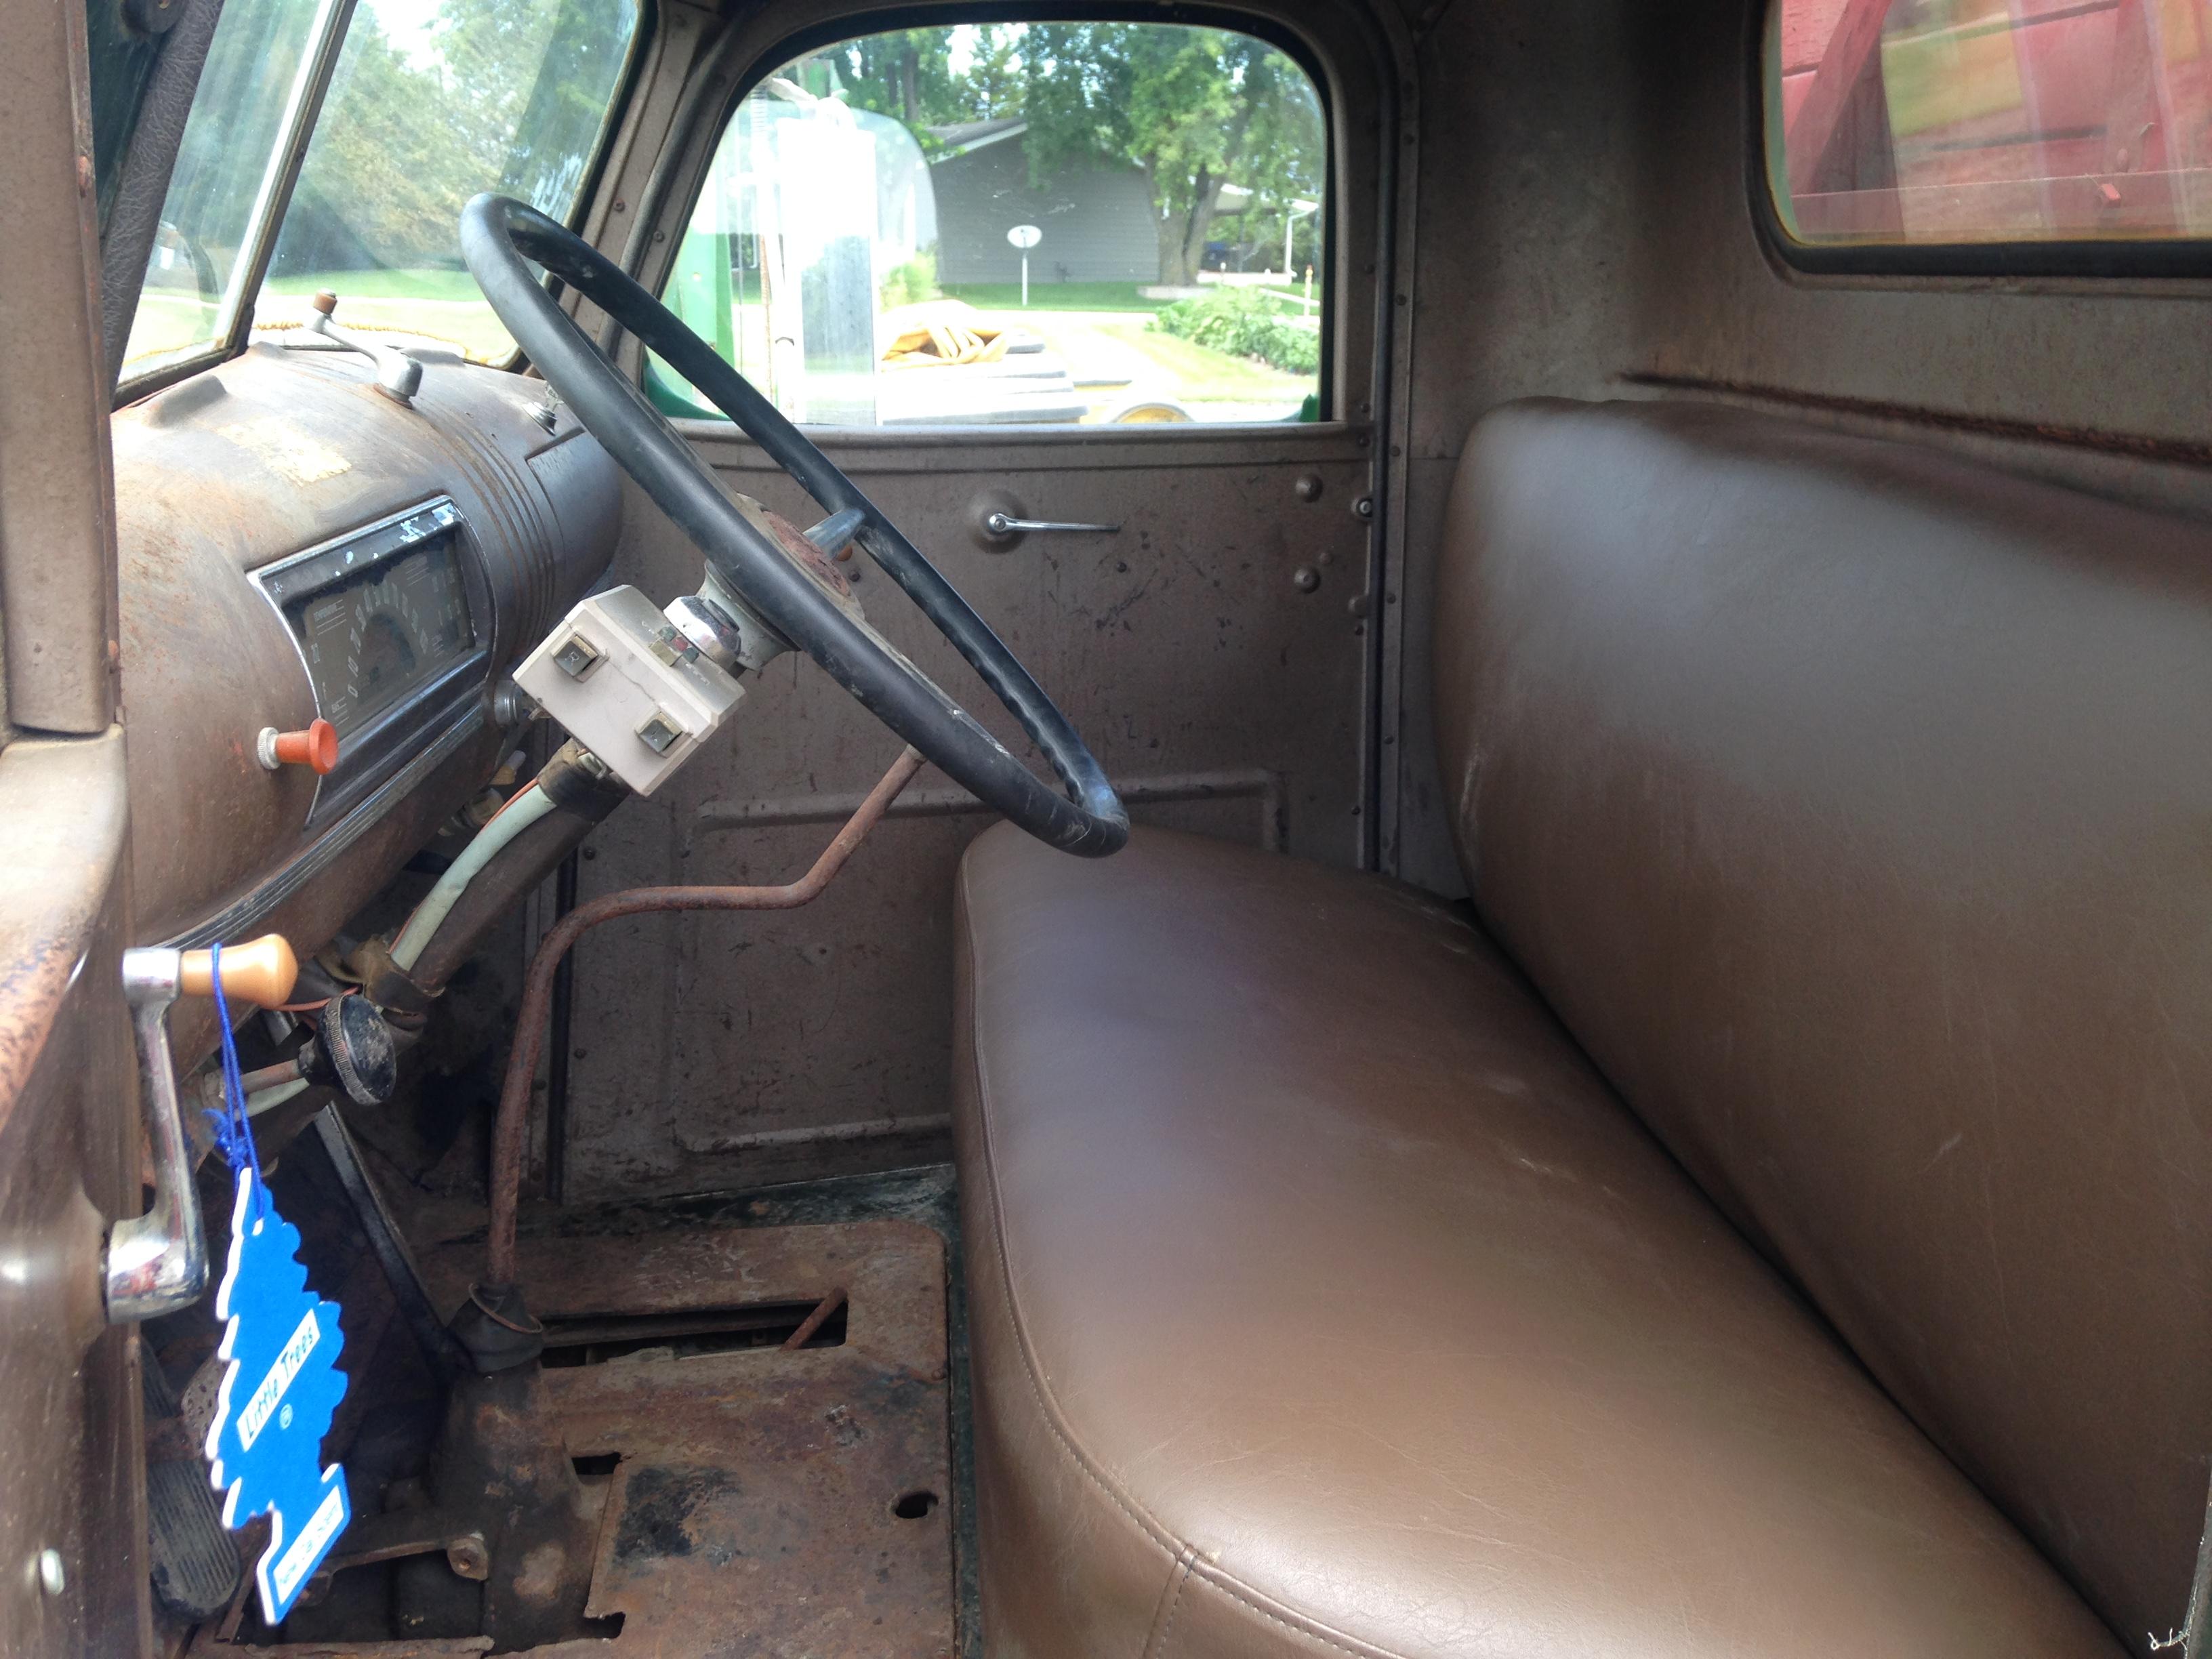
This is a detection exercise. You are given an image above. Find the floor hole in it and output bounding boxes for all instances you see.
[891,1490,939,1521]
[539,1300,846,1366]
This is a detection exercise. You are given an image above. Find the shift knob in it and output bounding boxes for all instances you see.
[177,935,299,1008]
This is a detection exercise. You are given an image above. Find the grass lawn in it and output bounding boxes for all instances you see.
[1085,316,1310,403]
[258,271,516,361]
[124,293,222,367]
[941,281,1167,314]
[267,266,488,304]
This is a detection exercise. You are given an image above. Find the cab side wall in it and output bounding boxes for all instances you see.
[1391,0,2212,893]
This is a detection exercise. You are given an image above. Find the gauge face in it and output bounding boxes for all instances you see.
[293,537,474,737]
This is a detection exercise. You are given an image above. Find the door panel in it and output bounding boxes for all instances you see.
[0,733,144,1657]
[0,0,146,1648]
[559,425,1374,1197]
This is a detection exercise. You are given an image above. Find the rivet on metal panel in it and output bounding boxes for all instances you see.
[1294,474,1324,502]
[36,1549,64,1597]
[1348,595,1371,619]
[1353,496,1375,520]
[1292,567,1321,593]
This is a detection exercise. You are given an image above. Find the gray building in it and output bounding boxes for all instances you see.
[927,120,1160,285]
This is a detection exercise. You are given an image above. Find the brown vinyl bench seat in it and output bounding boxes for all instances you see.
[951,399,2212,1658]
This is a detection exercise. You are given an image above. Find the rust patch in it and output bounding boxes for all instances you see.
[201,1221,951,1656]
[609,1466,739,1564]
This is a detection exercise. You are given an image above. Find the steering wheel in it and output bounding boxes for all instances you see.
[459,194,1128,858]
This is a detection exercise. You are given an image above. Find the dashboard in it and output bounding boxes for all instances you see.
[112,340,619,1014]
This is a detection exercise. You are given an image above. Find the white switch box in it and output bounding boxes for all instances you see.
[513,586,745,797]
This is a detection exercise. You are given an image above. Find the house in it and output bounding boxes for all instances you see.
[926,119,1160,284]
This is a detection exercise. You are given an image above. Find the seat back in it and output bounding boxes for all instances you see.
[1435,398,2212,1647]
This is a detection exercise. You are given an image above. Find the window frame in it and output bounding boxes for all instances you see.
[633,2,1342,430]
[119,0,658,403]
[1748,0,2212,283]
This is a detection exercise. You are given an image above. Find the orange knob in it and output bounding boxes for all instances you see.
[178,934,300,1008]
[260,719,338,775]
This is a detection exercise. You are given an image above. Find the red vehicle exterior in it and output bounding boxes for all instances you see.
[1776,0,2212,241]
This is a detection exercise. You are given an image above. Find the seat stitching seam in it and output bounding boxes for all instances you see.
[957,860,1412,1659]
[1143,1546,1196,1659]
[1181,1564,1407,1659]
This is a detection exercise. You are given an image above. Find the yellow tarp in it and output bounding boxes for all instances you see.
[881,320,1016,368]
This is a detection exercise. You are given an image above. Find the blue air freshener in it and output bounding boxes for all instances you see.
[199,943,350,1625]
[203,1170,351,1623]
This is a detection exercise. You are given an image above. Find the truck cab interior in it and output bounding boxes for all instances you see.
[5,0,2209,1654]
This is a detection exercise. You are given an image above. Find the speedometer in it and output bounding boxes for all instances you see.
[281,508,476,737]
[253,497,489,827]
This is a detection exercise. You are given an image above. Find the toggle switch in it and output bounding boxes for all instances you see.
[258,719,338,775]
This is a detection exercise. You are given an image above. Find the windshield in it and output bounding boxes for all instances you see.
[123,0,640,384]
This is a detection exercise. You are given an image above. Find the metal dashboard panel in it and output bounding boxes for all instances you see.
[113,342,619,954]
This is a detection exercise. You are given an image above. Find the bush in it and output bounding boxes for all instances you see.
[1153,287,1319,375]
[879,249,941,311]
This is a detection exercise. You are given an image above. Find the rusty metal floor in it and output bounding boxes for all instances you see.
[491,1164,983,1659]
[438,1219,951,1657]
[188,1172,965,1659]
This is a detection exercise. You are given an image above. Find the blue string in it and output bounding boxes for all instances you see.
[207,941,268,1219]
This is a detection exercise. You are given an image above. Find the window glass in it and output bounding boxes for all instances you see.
[123,0,639,383]
[122,0,337,377]
[1769,0,2212,246]
[255,0,639,359]
[656,24,1327,427]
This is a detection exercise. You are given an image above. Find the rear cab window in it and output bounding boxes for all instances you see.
[652,23,1328,428]
[1765,0,2212,260]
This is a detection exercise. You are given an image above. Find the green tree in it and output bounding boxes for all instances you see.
[274,0,636,277]
[764,23,1319,281]
[790,30,968,132]
[960,26,1025,122]
[1018,24,1323,285]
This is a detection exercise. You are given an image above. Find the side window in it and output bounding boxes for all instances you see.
[1768,0,2212,251]
[654,24,1327,427]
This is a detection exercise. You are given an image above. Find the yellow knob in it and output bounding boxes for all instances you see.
[178,935,299,1008]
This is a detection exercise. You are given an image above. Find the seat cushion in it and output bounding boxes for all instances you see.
[954,823,2120,1659]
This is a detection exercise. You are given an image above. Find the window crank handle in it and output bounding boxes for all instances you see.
[983,512,1122,537]
[106,934,300,1324]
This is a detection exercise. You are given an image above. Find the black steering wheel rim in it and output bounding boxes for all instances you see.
[459,192,1128,857]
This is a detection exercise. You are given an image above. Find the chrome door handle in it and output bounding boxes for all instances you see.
[106,949,207,1324]
[106,935,298,1323]
[983,512,1122,537]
